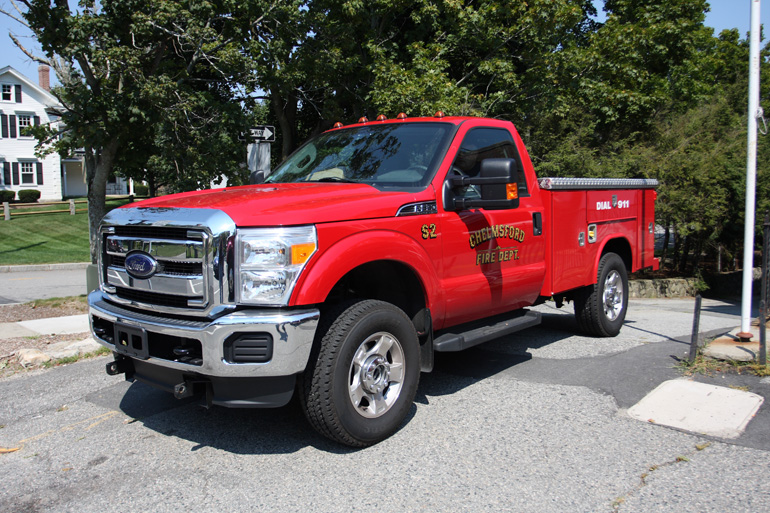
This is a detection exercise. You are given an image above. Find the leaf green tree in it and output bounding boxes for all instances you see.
[3,0,254,260]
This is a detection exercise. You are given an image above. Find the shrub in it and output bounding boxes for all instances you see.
[134,183,149,197]
[18,189,42,203]
[0,190,15,203]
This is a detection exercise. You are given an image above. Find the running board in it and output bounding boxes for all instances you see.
[433,310,541,352]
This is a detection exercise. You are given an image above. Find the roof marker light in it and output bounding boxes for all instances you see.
[358,116,369,123]
[333,122,343,128]
[396,113,407,120]
[434,111,445,118]
[376,114,387,121]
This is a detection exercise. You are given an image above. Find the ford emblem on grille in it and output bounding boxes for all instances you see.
[125,252,158,279]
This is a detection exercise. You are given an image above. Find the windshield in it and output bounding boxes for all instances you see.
[266,123,454,191]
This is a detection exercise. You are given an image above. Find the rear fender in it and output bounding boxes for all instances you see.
[593,235,633,278]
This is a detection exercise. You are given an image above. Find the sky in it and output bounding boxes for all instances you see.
[0,0,768,88]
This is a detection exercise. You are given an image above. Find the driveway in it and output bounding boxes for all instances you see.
[0,298,768,512]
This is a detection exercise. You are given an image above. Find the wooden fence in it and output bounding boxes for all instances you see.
[2,195,134,221]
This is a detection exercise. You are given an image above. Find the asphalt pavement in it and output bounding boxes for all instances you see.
[0,263,89,304]
[1,296,768,512]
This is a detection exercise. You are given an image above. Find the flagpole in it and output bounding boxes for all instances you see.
[739,0,762,340]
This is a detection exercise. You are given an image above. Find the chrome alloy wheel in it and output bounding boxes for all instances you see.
[602,270,624,321]
[348,331,405,418]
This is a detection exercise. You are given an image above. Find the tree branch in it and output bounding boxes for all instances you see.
[8,34,50,65]
[0,0,29,28]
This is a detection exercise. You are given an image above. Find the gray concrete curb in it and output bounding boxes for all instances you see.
[0,262,90,273]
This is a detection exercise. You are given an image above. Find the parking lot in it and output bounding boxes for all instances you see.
[1,298,769,512]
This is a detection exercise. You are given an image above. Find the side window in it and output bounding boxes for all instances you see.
[451,127,529,198]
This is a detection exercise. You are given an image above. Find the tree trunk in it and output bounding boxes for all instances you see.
[147,171,157,197]
[692,238,704,273]
[679,235,691,274]
[672,226,681,271]
[717,244,722,273]
[85,140,121,263]
[271,91,297,160]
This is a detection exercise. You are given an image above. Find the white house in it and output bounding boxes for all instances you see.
[0,65,63,201]
[0,65,130,201]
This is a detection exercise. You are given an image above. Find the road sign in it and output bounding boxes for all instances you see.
[245,125,275,142]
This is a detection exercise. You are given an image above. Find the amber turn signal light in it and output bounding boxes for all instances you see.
[292,243,316,265]
[507,183,519,200]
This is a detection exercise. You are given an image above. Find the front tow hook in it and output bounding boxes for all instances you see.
[106,356,134,379]
[174,382,194,399]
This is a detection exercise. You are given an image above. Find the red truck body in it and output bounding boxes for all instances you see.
[90,115,658,446]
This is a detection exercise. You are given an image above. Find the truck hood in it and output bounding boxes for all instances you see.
[125,183,428,226]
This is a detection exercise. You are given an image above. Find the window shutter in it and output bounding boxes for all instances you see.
[14,84,22,103]
[33,115,40,126]
[12,162,19,185]
[0,114,7,138]
[9,115,16,138]
[36,162,44,185]
[2,162,9,186]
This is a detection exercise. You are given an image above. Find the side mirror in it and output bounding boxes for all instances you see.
[249,170,266,184]
[445,158,519,211]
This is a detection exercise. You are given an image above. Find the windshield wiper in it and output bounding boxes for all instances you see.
[310,177,359,183]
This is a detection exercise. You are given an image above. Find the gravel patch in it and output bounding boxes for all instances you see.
[0,332,92,378]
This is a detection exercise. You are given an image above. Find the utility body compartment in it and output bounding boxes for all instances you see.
[537,178,659,297]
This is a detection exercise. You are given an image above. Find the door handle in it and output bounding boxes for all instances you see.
[533,212,543,236]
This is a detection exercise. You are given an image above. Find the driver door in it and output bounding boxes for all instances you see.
[438,125,546,327]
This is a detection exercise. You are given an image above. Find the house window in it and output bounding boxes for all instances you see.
[21,162,35,184]
[18,115,32,135]
[1,84,11,102]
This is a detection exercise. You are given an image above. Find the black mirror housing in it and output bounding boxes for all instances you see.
[446,158,520,211]
[249,170,266,184]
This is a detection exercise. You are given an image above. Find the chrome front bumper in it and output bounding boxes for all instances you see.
[88,290,320,378]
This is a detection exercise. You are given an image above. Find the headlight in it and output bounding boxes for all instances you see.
[236,226,317,306]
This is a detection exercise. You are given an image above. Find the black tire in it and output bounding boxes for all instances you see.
[299,300,420,447]
[574,252,628,337]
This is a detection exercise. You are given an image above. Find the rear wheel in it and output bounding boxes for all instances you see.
[574,252,628,337]
[299,300,420,447]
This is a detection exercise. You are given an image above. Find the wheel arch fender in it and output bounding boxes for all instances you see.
[594,235,633,278]
[292,230,443,316]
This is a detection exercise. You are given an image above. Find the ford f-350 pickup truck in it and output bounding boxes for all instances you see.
[89,113,658,446]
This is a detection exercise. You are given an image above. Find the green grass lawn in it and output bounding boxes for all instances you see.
[0,198,132,265]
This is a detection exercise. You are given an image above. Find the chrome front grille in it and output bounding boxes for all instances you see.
[108,256,202,276]
[98,207,237,317]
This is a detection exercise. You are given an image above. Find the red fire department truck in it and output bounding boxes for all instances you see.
[89,114,658,446]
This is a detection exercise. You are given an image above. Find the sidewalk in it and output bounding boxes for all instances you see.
[0,263,90,273]
[0,314,100,364]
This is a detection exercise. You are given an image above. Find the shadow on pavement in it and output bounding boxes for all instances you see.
[115,379,417,455]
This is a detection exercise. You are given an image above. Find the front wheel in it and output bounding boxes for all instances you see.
[299,300,420,447]
[574,252,628,337]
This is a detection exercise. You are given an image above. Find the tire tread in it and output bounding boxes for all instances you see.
[299,299,417,447]
[574,253,627,338]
